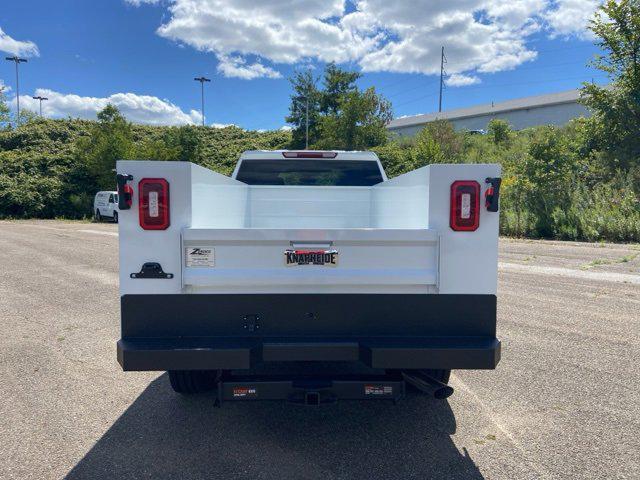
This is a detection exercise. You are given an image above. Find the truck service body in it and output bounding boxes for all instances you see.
[116,151,501,405]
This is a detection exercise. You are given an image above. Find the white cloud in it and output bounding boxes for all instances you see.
[0,78,11,93]
[217,55,281,80]
[544,0,601,39]
[446,73,481,87]
[18,88,202,126]
[124,0,161,5]
[0,27,39,57]
[211,122,237,128]
[129,0,602,81]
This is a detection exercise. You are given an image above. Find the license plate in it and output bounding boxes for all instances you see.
[284,249,338,267]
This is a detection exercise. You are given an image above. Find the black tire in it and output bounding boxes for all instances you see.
[95,209,102,222]
[113,211,118,223]
[168,370,217,394]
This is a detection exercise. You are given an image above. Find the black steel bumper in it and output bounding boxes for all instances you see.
[117,294,501,371]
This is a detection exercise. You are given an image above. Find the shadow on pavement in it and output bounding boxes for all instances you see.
[66,374,484,480]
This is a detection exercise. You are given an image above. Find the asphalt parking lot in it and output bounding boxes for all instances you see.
[1,220,638,479]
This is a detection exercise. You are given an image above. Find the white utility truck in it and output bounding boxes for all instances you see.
[116,151,501,405]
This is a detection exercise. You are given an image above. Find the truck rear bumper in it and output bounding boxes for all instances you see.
[117,336,501,371]
[118,293,500,371]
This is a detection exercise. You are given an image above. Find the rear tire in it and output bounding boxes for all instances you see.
[168,370,217,394]
[113,211,118,223]
[95,209,102,222]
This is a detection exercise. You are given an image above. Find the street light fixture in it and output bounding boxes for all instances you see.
[193,76,211,127]
[5,56,28,122]
[32,95,48,117]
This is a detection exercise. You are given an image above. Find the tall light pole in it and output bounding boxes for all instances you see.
[193,76,210,126]
[5,56,28,121]
[32,95,48,117]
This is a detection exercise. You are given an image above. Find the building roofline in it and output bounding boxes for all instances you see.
[388,88,584,129]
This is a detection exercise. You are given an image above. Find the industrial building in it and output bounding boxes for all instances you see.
[387,89,591,136]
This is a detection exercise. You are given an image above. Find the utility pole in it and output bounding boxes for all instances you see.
[5,56,28,121]
[438,46,447,113]
[32,95,48,117]
[193,76,211,126]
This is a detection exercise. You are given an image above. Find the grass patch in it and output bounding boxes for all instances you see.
[581,253,639,270]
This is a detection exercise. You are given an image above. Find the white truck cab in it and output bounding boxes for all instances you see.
[93,191,119,222]
[115,151,502,405]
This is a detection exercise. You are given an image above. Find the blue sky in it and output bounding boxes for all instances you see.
[0,0,606,130]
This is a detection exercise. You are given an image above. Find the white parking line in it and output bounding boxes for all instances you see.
[499,262,640,285]
[78,229,119,237]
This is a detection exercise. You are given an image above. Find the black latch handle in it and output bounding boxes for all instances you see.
[130,262,174,279]
[117,173,134,210]
[485,177,502,212]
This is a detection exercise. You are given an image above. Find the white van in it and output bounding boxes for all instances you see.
[93,191,119,222]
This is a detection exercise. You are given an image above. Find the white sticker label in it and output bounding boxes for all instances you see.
[461,193,471,219]
[148,191,159,218]
[185,247,215,267]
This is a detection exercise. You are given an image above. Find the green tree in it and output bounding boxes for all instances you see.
[285,70,321,148]
[0,88,10,128]
[409,120,464,167]
[487,119,512,145]
[320,62,361,114]
[79,104,133,189]
[316,87,392,150]
[581,0,640,169]
[286,64,392,150]
[520,127,577,237]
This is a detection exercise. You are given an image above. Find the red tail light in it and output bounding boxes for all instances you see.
[450,180,480,231]
[139,178,170,230]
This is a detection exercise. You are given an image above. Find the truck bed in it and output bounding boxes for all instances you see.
[116,157,501,380]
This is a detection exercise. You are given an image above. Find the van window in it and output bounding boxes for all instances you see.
[236,159,384,186]
[108,194,114,203]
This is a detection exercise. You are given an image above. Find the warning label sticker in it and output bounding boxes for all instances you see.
[185,247,214,267]
[364,385,393,396]
[232,387,257,398]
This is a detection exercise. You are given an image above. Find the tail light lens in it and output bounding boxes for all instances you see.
[139,178,170,230]
[450,180,480,231]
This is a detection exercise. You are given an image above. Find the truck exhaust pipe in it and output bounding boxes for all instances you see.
[402,371,454,400]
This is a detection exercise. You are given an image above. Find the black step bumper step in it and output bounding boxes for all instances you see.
[117,337,501,371]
